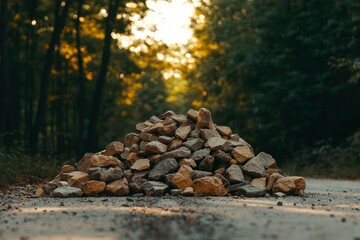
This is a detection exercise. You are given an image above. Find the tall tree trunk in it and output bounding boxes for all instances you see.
[29,0,72,151]
[85,0,120,151]
[75,0,86,155]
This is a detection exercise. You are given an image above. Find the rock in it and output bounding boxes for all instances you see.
[168,139,183,151]
[242,158,266,177]
[251,177,266,188]
[60,165,75,174]
[159,110,177,120]
[136,121,152,132]
[106,179,129,196]
[145,141,167,154]
[183,138,204,151]
[35,188,45,197]
[171,114,187,124]
[43,181,58,194]
[231,146,254,164]
[289,176,306,196]
[129,144,140,153]
[143,181,169,196]
[264,168,280,176]
[142,122,164,133]
[99,168,123,183]
[206,137,232,151]
[227,182,250,193]
[149,115,161,123]
[272,177,296,195]
[214,166,226,175]
[130,159,150,171]
[158,136,173,144]
[178,158,197,168]
[148,158,179,180]
[175,125,192,140]
[190,128,200,138]
[50,187,83,198]
[124,133,140,147]
[81,180,106,196]
[158,123,177,136]
[214,173,230,187]
[171,166,193,189]
[230,134,240,141]
[139,132,157,142]
[273,192,286,197]
[266,173,284,191]
[171,189,182,196]
[196,108,215,129]
[123,169,133,181]
[191,148,211,161]
[199,129,221,141]
[224,165,244,184]
[129,176,146,194]
[181,187,194,196]
[216,126,232,136]
[213,150,232,163]
[164,173,176,186]
[161,147,191,159]
[192,170,213,179]
[193,176,227,196]
[68,172,91,188]
[87,167,105,180]
[149,154,162,164]
[255,152,277,169]
[104,141,124,156]
[75,154,119,172]
[198,155,214,172]
[236,185,267,197]
[186,109,199,121]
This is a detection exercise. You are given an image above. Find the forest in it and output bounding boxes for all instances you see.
[0,0,359,187]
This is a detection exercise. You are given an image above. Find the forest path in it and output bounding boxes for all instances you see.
[0,178,359,240]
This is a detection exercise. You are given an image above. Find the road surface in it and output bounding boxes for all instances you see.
[0,178,359,240]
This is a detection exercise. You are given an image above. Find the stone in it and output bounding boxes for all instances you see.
[131,159,150,171]
[124,133,140,147]
[227,182,250,193]
[171,189,182,196]
[161,147,191,159]
[198,155,214,172]
[171,114,187,124]
[99,168,123,183]
[104,141,124,156]
[158,136,173,144]
[75,154,119,172]
[231,146,254,164]
[264,168,280,176]
[214,167,226,175]
[129,144,139,153]
[213,150,232,163]
[81,180,106,196]
[251,177,266,188]
[159,110,177,120]
[149,115,161,123]
[206,137,232,151]
[183,138,204,151]
[289,176,306,196]
[178,158,197,168]
[199,129,221,141]
[136,121,152,132]
[190,128,200,138]
[158,123,177,136]
[163,116,176,125]
[196,108,215,129]
[87,167,105,180]
[106,179,129,196]
[148,158,179,180]
[181,187,194,196]
[214,173,230,187]
[142,122,164,133]
[149,154,162,164]
[145,141,167,154]
[272,177,296,195]
[175,125,192,140]
[129,176,146,194]
[255,152,277,169]
[191,148,211,161]
[123,169,133,181]
[143,181,169,196]
[236,185,267,197]
[266,173,284,191]
[171,166,193,189]
[216,126,232,136]
[242,158,266,177]
[224,165,244,184]
[186,109,199,121]
[230,134,240,141]
[42,181,58,194]
[68,172,91,188]
[273,192,286,197]
[192,170,213,180]
[164,173,176,186]
[35,188,45,197]
[50,187,83,198]
[60,165,75,174]
[168,139,183,151]
[193,176,227,196]
[139,132,157,142]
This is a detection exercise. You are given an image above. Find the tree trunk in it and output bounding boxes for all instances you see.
[29,0,72,151]
[85,0,120,151]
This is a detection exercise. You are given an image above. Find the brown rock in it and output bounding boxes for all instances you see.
[82,180,106,196]
[214,173,230,187]
[183,138,204,151]
[266,173,284,191]
[35,188,45,197]
[159,110,177,120]
[104,141,124,156]
[196,108,215,129]
[168,138,183,151]
[144,141,167,154]
[142,122,164,133]
[186,109,199,121]
[199,129,221,141]
[171,166,193,189]
[251,177,266,188]
[149,154,162,165]
[272,177,296,195]
[161,147,191,159]
[136,121,153,132]
[198,155,214,172]
[76,154,119,172]
[181,187,194,196]
[131,159,150,171]
[171,114,187,124]
[230,159,238,165]
[149,115,161,123]
[178,158,197,168]
[264,168,280,176]
[175,125,192,140]
[231,146,254,164]
[289,176,306,196]
[213,150,232,163]
[60,165,75,174]
[216,126,232,136]
[124,133,140,147]
[206,137,232,151]
[158,136,173,144]
[214,167,226,175]
[158,123,177,136]
[106,178,129,196]
[139,132,157,142]
[68,172,91,188]
[193,176,228,196]
[129,144,140,153]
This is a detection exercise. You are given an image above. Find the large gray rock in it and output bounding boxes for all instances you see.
[242,158,266,177]
[199,129,221,141]
[43,181,58,194]
[196,108,215,129]
[192,170,213,179]
[50,187,83,198]
[183,138,204,151]
[236,185,267,197]
[227,182,250,193]
[191,148,211,161]
[143,181,169,196]
[161,147,191,159]
[171,114,187,124]
[148,158,179,180]
[206,137,232,151]
[99,167,123,183]
[145,141,167,154]
[224,165,244,184]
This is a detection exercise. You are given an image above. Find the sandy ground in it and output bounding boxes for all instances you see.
[0,178,359,240]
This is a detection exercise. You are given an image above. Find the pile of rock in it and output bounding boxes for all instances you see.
[38,108,306,198]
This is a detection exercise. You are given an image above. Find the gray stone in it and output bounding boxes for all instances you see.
[43,181,58,194]
[148,158,179,180]
[213,150,232,163]
[145,141,167,154]
[183,138,204,151]
[214,173,230,187]
[191,148,211,161]
[224,165,244,184]
[124,133,140,147]
[206,137,232,151]
[164,173,176,186]
[161,147,191,159]
[149,115,161,123]
[254,152,277,169]
[175,125,192,140]
[227,182,250,193]
[143,181,169,196]
[199,129,221,141]
[99,167,123,183]
[236,185,267,197]
[50,187,83,198]
[158,123,177,136]
[192,170,213,179]
[171,114,187,124]
[158,136,173,144]
[198,155,214,172]
[196,108,215,129]
[87,167,105,180]
[242,158,266,177]
[170,189,182,196]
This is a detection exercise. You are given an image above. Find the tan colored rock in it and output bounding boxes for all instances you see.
[178,158,197,168]
[230,159,238,165]
[196,108,215,129]
[82,180,106,196]
[158,136,173,144]
[232,146,254,164]
[35,188,45,197]
[214,167,226,175]
[266,173,284,191]
[130,159,150,171]
[136,121,153,132]
[68,172,91,188]
[75,154,119,172]
[175,125,192,140]
[60,165,75,174]
[104,141,124,156]
[193,176,228,196]
[251,177,266,188]
[168,139,183,151]
[290,176,306,196]
[264,168,280,176]
[139,132,157,142]
[106,178,129,196]
[181,187,194,196]
[199,129,221,141]
[124,133,140,147]
[144,141,167,154]
[186,109,199,121]
[272,177,296,195]
[171,114,187,124]
[216,126,232,136]
[171,166,193,189]
[158,123,177,136]
[206,137,232,151]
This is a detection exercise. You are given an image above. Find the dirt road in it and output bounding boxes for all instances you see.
[0,178,359,240]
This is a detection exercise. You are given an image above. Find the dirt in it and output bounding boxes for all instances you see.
[0,178,359,240]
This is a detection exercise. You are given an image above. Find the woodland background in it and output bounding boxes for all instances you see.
[0,0,359,187]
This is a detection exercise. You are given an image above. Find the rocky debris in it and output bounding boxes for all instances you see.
[42,108,306,198]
